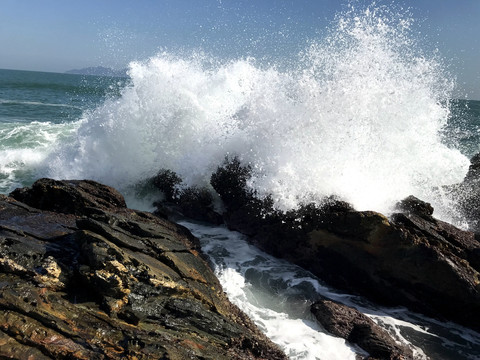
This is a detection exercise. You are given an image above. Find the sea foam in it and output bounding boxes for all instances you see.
[47,4,469,219]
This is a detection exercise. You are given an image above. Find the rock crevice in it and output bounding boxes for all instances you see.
[207,158,480,336]
[1,178,286,360]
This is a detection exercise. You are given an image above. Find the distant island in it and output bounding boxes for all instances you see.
[65,66,127,77]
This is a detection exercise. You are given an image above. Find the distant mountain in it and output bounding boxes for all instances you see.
[65,66,127,77]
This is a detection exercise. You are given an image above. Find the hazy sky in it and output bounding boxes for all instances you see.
[1,0,479,98]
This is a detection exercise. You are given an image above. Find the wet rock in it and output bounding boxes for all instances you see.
[464,152,480,182]
[447,152,480,233]
[151,169,223,224]
[210,157,254,211]
[177,186,224,224]
[210,158,480,332]
[395,195,433,219]
[0,179,286,360]
[10,178,127,216]
[152,169,182,202]
[311,298,413,359]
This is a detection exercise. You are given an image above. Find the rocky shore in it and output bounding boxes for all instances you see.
[206,158,480,332]
[149,156,480,359]
[0,179,286,359]
[2,153,480,359]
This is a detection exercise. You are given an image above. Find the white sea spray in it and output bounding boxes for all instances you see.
[47,4,469,221]
[184,221,361,360]
[0,121,79,192]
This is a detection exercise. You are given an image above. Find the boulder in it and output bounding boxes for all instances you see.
[210,158,480,332]
[395,195,433,219]
[9,178,127,216]
[464,152,480,182]
[311,298,413,359]
[1,179,286,360]
[151,169,223,224]
[447,152,480,233]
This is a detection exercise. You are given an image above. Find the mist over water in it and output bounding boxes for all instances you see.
[47,4,469,220]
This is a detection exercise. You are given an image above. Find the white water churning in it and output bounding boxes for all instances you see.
[182,221,480,360]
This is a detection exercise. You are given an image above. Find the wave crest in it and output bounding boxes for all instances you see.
[47,4,469,218]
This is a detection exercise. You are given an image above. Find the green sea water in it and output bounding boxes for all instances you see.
[444,99,480,158]
[0,68,126,123]
[0,69,127,192]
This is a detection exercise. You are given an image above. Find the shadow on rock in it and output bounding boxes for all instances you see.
[0,178,286,360]
[209,158,480,335]
[311,298,413,360]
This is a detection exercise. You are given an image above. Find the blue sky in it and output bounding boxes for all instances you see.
[1,0,479,98]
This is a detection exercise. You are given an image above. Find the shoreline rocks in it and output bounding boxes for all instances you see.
[207,158,480,334]
[151,169,224,225]
[447,152,480,233]
[311,298,413,360]
[0,178,286,359]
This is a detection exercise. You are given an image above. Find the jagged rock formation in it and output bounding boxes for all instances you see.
[208,158,480,334]
[447,152,480,233]
[311,298,412,360]
[151,169,223,224]
[0,178,286,359]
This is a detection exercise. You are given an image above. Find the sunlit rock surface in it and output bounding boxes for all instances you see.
[0,178,286,360]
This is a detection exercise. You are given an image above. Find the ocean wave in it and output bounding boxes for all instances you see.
[0,120,80,193]
[0,98,83,110]
[45,4,469,221]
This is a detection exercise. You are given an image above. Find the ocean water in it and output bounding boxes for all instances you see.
[182,220,480,360]
[0,69,127,192]
[1,4,480,359]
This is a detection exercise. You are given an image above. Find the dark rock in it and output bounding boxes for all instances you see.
[311,299,413,359]
[308,208,480,331]
[210,157,253,211]
[9,178,127,215]
[210,158,480,332]
[464,152,480,182]
[152,169,182,202]
[177,187,224,224]
[151,170,224,225]
[447,152,480,233]
[0,179,286,360]
[395,195,433,219]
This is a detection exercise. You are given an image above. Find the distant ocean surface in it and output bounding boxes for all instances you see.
[0,69,127,193]
[2,4,480,359]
